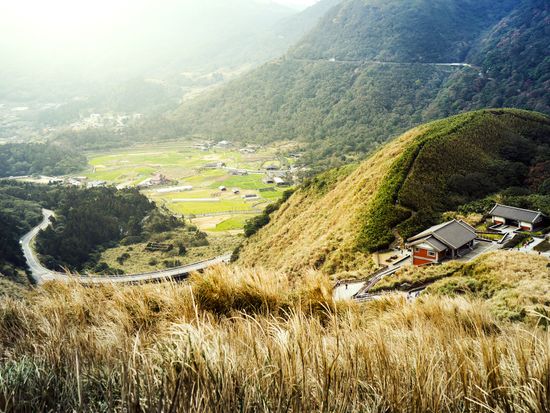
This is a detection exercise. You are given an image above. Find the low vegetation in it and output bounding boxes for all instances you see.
[243,189,294,238]
[0,253,549,411]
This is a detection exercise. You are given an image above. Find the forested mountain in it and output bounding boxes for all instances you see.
[235,109,550,275]
[290,0,516,62]
[173,0,549,169]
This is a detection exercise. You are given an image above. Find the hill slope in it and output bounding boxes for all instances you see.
[173,0,549,169]
[236,109,550,275]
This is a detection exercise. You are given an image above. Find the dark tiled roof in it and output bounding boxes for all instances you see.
[408,220,476,250]
[489,204,543,224]
[408,236,448,252]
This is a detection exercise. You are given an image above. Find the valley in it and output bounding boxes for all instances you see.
[0,0,549,411]
[82,140,296,224]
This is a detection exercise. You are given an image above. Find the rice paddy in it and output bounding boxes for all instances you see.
[82,140,294,228]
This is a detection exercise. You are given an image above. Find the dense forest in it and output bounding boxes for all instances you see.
[35,187,155,273]
[290,0,516,62]
[0,181,59,280]
[0,182,201,278]
[0,143,86,177]
[172,0,549,170]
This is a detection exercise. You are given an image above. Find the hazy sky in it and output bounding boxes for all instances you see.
[0,0,317,88]
[273,0,319,9]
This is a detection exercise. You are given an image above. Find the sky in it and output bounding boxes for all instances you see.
[272,0,319,9]
[0,0,321,88]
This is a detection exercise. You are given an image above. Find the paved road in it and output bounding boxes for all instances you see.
[21,209,232,285]
[290,57,478,70]
[20,209,56,283]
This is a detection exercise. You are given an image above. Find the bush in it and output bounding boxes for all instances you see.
[163,259,182,268]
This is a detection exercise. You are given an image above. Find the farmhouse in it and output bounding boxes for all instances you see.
[406,220,477,266]
[489,203,546,231]
[273,177,288,186]
[137,173,170,188]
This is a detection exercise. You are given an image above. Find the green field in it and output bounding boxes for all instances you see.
[212,215,251,232]
[81,141,294,225]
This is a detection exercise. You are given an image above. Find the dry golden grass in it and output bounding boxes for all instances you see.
[237,126,428,276]
[0,259,549,412]
[372,251,550,323]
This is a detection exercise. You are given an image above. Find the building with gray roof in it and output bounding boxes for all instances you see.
[406,220,477,266]
[489,204,546,231]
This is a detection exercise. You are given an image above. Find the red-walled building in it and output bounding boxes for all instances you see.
[406,220,477,266]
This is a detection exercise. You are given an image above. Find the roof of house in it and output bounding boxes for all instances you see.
[489,203,544,224]
[407,220,477,250]
[408,236,448,252]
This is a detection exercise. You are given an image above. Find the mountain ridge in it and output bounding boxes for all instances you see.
[172,0,549,169]
[235,109,550,276]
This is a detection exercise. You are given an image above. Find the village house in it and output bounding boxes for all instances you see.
[273,176,289,186]
[488,203,546,231]
[263,176,275,184]
[137,173,170,189]
[406,220,477,266]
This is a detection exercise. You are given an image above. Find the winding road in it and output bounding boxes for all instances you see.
[20,209,231,285]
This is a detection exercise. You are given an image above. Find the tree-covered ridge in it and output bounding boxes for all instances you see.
[0,143,86,177]
[290,0,516,62]
[358,109,550,252]
[173,0,548,169]
[35,187,155,272]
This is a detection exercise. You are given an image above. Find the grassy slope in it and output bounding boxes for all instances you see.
[372,250,550,322]
[0,253,548,411]
[238,109,550,274]
[237,127,421,275]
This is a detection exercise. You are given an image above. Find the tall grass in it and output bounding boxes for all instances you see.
[0,265,549,412]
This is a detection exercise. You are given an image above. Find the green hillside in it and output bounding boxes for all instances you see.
[173,0,549,169]
[427,0,550,116]
[236,109,550,275]
[290,0,516,62]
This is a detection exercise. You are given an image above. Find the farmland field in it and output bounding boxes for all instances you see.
[82,140,296,229]
[78,140,298,273]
